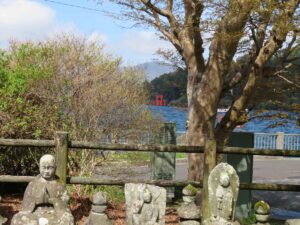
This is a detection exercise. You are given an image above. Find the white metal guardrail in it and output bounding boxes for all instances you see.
[176,132,300,150]
[98,132,300,150]
[252,132,300,150]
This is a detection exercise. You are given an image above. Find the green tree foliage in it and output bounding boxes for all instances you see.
[0,35,159,176]
[0,43,63,175]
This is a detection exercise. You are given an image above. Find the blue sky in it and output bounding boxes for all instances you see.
[0,0,172,65]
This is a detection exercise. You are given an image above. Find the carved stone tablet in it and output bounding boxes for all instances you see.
[125,183,166,225]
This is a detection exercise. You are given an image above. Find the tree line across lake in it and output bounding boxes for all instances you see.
[146,51,300,111]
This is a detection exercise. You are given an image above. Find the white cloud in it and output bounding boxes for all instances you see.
[87,32,108,44]
[119,30,172,54]
[0,0,57,45]
[0,1,174,64]
[111,30,173,64]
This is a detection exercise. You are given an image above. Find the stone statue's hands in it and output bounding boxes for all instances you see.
[36,186,50,205]
[34,186,46,205]
[132,200,143,214]
[48,197,55,205]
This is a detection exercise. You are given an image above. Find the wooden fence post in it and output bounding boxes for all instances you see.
[55,131,69,185]
[201,139,217,221]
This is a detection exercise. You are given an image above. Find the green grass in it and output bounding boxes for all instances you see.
[176,152,187,159]
[107,152,150,163]
[107,152,187,163]
[67,184,125,204]
[240,212,285,225]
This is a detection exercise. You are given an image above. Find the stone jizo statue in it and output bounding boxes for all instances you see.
[216,172,234,220]
[125,183,166,225]
[11,154,74,225]
[203,163,240,225]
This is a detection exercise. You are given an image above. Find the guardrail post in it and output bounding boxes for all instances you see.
[276,132,284,150]
[202,139,217,222]
[226,132,254,219]
[55,131,69,185]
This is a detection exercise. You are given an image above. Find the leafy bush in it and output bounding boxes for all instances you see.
[0,34,161,178]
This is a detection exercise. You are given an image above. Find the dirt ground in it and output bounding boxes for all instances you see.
[0,194,179,225]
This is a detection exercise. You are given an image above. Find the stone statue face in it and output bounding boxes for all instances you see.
[143,188,152,203]
[220,172,230,187]
[39,155,56,180]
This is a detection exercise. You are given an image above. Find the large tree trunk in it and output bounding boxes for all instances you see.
[187,58,222,180]
[186,0,254,181]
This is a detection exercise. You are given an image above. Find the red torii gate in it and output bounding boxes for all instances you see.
[155,95,166,106]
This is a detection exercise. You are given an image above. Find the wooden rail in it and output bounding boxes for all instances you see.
[1,138,300,156]
[1,175,300,192]
[0,131,300,196]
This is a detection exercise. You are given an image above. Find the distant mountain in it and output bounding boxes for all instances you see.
[136,61,175,80]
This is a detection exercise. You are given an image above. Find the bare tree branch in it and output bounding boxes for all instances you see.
[216,0,300,144]
[274,70,300,88]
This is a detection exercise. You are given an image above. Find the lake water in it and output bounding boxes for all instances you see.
[149,106,300,219]
[149,106,300,134]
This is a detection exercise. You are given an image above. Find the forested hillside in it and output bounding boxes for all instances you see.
[147,48,300,110]
[147,69,187,107]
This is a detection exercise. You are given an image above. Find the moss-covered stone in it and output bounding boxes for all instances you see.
[182,184,198,196]
[254,201,270,215]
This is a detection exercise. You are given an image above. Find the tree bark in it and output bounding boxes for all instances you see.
[187,0,254,181]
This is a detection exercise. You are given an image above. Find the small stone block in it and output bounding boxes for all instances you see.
[92,205,107,213]
[92,192,107,205]
[180,221,201,225]
[183,196,195,203]
[255,214,269,223]
[178,203,200,219]
[85,212,112,225]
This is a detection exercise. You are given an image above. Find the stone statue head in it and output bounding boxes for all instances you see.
[142,187,152,203]
[220,172,230,188]
[39,154,56,180]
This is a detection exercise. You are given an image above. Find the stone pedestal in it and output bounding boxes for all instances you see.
[84,192,112,225]
[178,185,201,225]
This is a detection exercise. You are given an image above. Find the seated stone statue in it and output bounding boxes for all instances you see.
[11,154,74,225]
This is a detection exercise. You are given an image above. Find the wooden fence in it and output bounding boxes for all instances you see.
[2,131,300,221]
[0,131,300,192]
